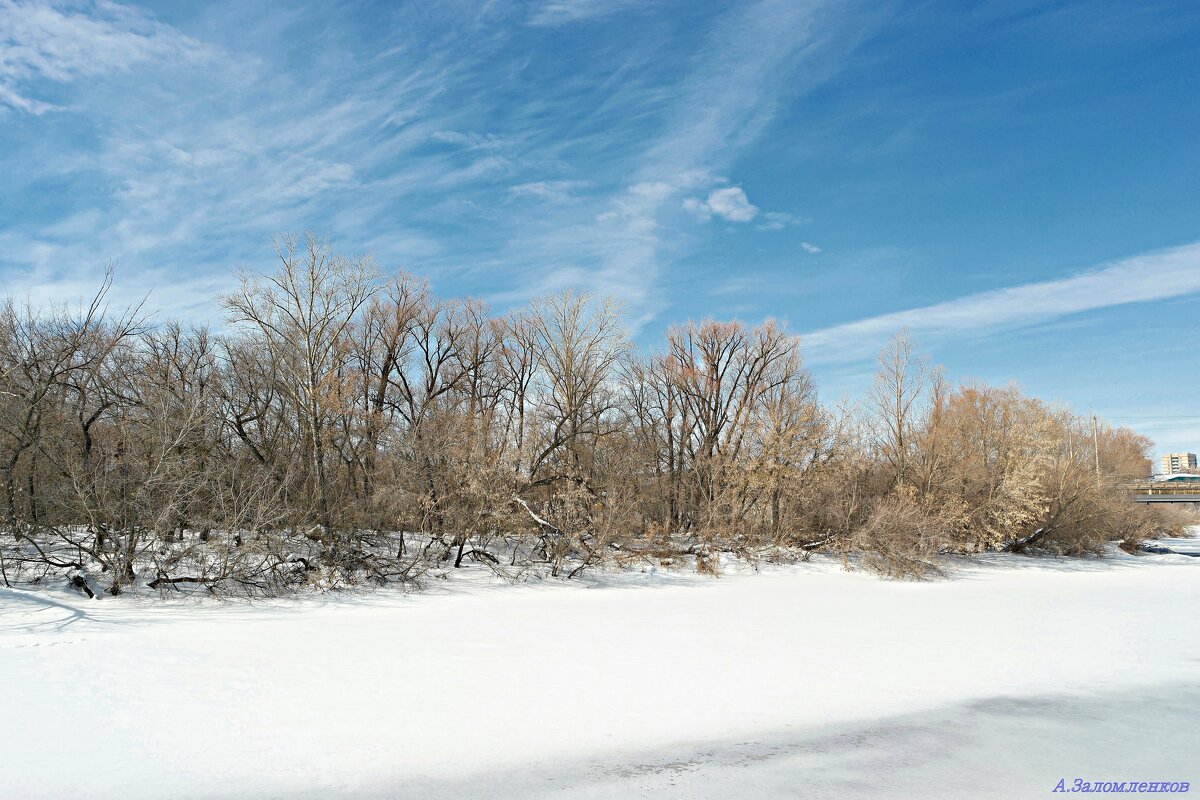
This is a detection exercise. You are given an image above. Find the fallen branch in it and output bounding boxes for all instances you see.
[511,495,561,535]
[465,548,499,565]
[147,575,216,591]
[799,535,836,551]
[69,574,95,599]
[1004,528,1051,554]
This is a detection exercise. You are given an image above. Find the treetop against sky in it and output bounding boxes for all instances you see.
[0,0,1197,448]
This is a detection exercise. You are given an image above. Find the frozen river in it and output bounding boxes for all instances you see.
[2,543,1197,798]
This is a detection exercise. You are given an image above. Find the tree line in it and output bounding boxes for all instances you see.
[0,235,1183,595]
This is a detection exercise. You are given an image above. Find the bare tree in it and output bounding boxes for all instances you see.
[221,234,380,533]
[869,330,926,488]
[0,240,1178,595]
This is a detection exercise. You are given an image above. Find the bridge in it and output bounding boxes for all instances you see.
[1125,482,1200,504]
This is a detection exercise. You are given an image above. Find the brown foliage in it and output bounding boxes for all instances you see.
[849,491,948,580]
[0,240,1179,594]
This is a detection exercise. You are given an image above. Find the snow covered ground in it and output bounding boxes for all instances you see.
[2,542,1198,799]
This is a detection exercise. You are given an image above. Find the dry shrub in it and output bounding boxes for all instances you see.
[694,550,720,577]
[1108,502,1193,553]
[850,493,948,580]
[1039,491,1193,556]
[1,252,1184,595]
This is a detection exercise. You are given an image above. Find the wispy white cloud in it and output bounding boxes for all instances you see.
[638,1,877,177]
[527,0,648,27]
[0,0,876,330]
[0,0,215,112]
[488,171,714,314]
[800,241,822,254]
[430,130,511,151]
[496,1,877,325]
[803,242,1200,364]
[757,210,810,231]
[684,186,759,223]
[0,80,50,113]
[433,155,511,187]
[0,2,491,317]
[506,180,588,203]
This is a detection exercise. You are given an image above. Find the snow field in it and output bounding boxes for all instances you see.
[1,545,1197,798]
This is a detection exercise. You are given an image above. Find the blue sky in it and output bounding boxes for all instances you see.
[1,0,1199,452]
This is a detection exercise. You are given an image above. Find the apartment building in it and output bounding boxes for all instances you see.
[1160,452,1198,474]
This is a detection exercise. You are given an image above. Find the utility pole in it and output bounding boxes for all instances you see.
[1091,410,1101,480]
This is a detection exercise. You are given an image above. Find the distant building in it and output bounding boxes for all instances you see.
[1160,452,1198,474]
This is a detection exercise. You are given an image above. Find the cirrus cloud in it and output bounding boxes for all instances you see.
[803,242,1200,365]
[0,0,216,113]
